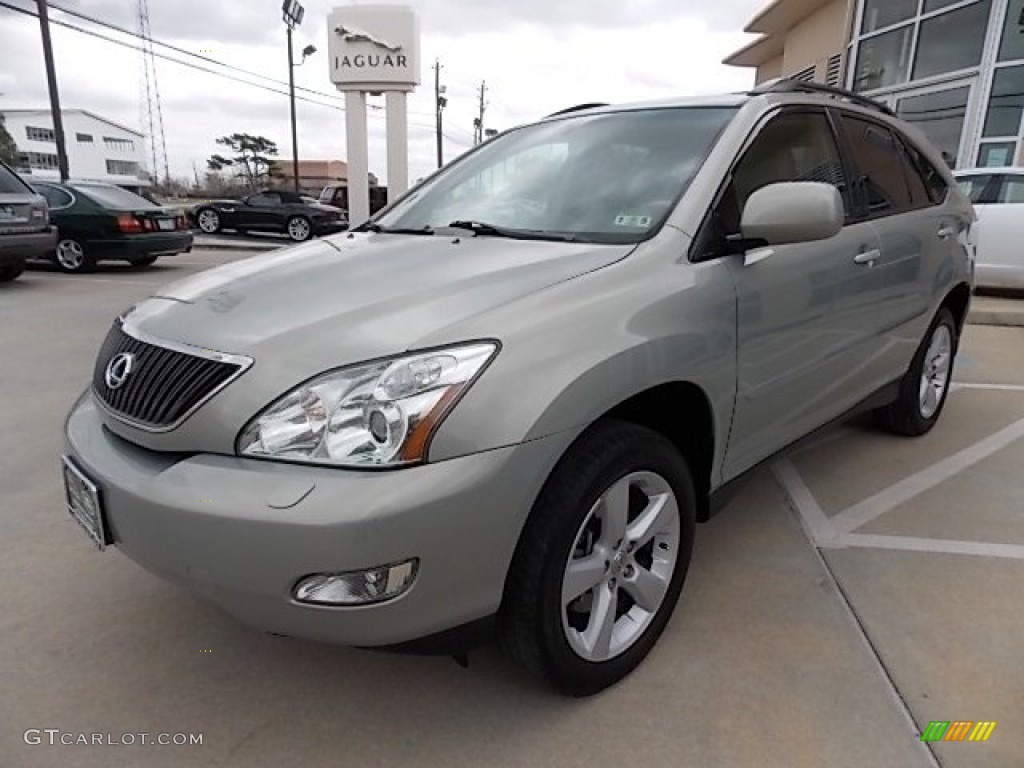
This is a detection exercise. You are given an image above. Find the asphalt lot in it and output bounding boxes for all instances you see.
[1,250,1021,767]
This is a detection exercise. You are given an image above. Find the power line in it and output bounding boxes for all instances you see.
[0,0,351,113]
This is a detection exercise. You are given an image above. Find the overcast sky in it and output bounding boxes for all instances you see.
[0,0,763,185]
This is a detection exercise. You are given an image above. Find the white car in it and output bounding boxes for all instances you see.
[955,168,1024,290]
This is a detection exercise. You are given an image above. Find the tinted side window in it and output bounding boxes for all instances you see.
[898,136,949,204]
[840,116,913,217]
[996,176,1024,204]
[248,194,279,206]
[733,111,848,212]
[957,174,996,204]
[35,184,74,208]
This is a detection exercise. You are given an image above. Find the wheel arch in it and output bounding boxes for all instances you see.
[942,282,971,337]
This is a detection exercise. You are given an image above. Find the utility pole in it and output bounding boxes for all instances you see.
[36,0,69,182]
[434,60,446,168]
[473,80,487,145]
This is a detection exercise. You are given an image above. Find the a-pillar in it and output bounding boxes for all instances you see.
[385,91,409,199]
[344,90,370,225]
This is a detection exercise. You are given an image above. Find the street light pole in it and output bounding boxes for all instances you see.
[36,0,69,182]
[282,0,305,193]
[287,25,299,192]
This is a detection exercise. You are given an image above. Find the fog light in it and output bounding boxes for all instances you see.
[293,559,418,606]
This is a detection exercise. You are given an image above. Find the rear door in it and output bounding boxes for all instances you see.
[834,112,959,384]
[716,108,884,479]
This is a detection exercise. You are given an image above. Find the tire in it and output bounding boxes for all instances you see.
[0,262,25,282]
[55,238,95,273]
[196,208,221,234]
[499,419,696,696]
[131,256,159,268]
[286,215,312,242]
[876,307,958,436]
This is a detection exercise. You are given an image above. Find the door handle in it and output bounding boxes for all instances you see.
[853,249,880,265]
[937,225,958,239]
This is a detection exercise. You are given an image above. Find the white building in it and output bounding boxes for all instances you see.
[1,109,151,189]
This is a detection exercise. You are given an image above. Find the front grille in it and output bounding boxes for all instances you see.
[92,324,247,430]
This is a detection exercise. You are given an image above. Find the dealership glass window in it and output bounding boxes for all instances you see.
[895,87,970,165]
[76,133,93,143]
[998,0,1024,62]
[18,151,59,169]
[102,136,135,151]
[923,0,969,11]
[105,159,140,175]
[913,0,992,80]
[854,25,914,91]
[977,141,1018,165]
[983,66,1024,136]
[861,0,917,34]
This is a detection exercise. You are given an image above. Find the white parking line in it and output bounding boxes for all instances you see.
[830,416,1024,534]
[843,533,1024,560]
[772,460,839,546]
[952,382,1024,392]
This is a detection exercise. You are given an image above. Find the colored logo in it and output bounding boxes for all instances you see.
[921,721,996,742]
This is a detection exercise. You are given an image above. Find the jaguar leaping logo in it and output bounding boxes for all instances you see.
[333,25,402,52]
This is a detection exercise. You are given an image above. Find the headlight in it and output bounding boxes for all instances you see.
[237,342,497,467]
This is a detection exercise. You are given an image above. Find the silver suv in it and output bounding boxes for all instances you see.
[63,81,974,695]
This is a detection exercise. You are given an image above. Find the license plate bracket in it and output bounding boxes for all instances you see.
[61,456,109,549]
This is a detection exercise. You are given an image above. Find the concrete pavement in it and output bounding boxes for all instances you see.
[1,254,1021,766]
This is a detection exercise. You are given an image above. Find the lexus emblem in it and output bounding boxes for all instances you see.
[104,352,136,390]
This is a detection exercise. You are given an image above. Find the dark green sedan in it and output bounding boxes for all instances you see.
[30,181,193,273]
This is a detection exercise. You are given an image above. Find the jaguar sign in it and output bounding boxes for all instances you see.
[328,5,420,91]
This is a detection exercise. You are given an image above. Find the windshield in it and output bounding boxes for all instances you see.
[74,184,160,211]
[374,107,737,244]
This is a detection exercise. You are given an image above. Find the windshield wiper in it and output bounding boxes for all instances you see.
[362,223,435,235]
[446,220,577,242]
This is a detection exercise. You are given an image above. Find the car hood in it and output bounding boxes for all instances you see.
[127,232,632,370]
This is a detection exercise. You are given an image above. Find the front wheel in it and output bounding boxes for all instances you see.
[55,238,95,273]
[499,419,696,696]
[286,215,312,242]
[876,307,958,436]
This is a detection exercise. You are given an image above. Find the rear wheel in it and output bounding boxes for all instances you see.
[55,238,95,273]
[500,419,696,696]
[196,208,221,234]
[876,307,958,436]
[286,215,312,242]
[0,262,25,282]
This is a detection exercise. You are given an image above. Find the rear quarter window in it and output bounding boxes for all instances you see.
[74,184,159,210]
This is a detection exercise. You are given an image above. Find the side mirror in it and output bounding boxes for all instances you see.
[740,181,843,245]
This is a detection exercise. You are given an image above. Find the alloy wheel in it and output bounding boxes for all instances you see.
[287,217,311,241]
[561,471,680,662]
[919,324,952,419]
[56,239,85,271]
[197,209,220,233]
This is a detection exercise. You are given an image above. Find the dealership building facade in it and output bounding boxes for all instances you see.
[726,0,1024,170]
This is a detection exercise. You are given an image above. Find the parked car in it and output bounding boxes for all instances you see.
[0,159,56,282]
[954,167,1024,290]
[63,80,973,696]
[319,183,387,218]
[29,180,192,273]
[192,189,347,242]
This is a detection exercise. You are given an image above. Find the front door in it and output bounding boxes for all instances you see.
[719,108,885,480]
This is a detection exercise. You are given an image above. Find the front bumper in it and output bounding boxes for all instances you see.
[64,393,568,646]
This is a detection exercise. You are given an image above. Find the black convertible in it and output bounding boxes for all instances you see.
[192,189,347,242]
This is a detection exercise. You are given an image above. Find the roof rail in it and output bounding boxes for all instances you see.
[752,78,895,116]
[546,102,609,117]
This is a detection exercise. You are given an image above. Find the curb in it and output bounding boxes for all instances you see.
[966,310,1024,327]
